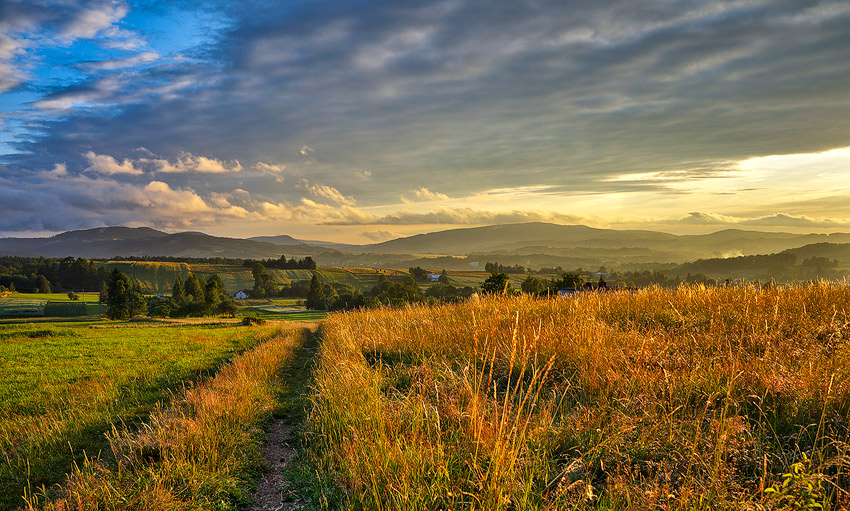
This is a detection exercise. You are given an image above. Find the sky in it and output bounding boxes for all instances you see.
[1,0,849,243]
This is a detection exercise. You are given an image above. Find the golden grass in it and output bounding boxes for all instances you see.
[309,283,850,509]
[24,326,308,510]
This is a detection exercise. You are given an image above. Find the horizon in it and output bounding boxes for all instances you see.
[4,221,850,246]
[2,1,849,244]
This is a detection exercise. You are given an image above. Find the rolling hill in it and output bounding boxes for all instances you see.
[356,223,850,259]
[3,224,850,270]
[0,227,327,259]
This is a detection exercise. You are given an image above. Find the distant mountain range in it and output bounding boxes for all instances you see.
[2,223,850,267]
[353,222,850,261]
[0,227,327,259]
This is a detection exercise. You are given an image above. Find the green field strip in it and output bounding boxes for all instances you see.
[0,322,279,508]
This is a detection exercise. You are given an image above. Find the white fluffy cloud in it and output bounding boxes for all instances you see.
[303,181,356,206]
[145,153,243,174]
[59,2,129,41]
[83,151,143,175]
[402,187,450,203]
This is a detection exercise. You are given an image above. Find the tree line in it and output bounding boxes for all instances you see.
[0,256,108,293]
[303,272,478,311]
[105,267,237,319]
[242,255,316,270]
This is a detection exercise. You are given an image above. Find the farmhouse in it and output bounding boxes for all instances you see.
[234,291,248,300]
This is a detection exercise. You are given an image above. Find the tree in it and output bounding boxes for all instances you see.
[554,272,583,289]
[204,275,223,313]
[251,262,277,297]
[185,274,205,303]
[438,269,449,284]
[306,273,326,310]
[147,296,173,318]
[36,275,51,293]
[172,277,185,305]
[521,275,545,294]
[409,266,430,283]
[218,299,238,317]
[367,275,423,306]
[481,272,512,294]
[106,268,145,320]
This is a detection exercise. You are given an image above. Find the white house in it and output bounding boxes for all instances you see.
[234,291,248,300]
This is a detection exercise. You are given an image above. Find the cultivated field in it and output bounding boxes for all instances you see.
[310,284,850,509]
[98,261,191,294]
[0,321,285,508]
[97,261,415,295]
[0,294,106,320]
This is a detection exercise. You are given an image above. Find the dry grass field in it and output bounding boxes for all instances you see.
[309,283,850,509]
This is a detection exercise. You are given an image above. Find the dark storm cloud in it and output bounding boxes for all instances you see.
[2,0,850,233]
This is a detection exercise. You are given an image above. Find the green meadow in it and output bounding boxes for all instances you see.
[0,320,282,509]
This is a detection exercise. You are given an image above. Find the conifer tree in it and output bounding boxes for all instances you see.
[172,277,185,305]
[306,273,326,310]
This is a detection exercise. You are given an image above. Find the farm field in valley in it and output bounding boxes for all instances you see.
[0,294,106,320]
[0,320,285,509]
[96,261,418,295]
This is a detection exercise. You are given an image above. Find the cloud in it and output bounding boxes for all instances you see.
[302,181,356,206]
[402,187,450,203]
[253,161,286,182]
[144,153,243,174]
[253,162,286,173]
[324,208,586,226]
[80,51,159,71]
[3,1,850,238]
[604,163,740,183]
[677,212,850,228]
[83,151,143,175]
[0,33,26,92]
[360,230,397,242]
[47,163,68,177]
[59,2,129,41]
[34,75,125,110]
[60,150,246,177]
[0,171,260,233]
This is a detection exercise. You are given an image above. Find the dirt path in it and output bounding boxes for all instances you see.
[244,327,318,511]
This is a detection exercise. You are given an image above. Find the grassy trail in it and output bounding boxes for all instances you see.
[245,326,320,510]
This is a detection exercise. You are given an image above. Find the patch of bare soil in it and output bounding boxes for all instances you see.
[246,421,300,510]
[245,328,318,510]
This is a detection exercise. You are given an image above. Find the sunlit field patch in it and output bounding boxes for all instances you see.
[0,321,281,508]
[310,283,850,510]
[24,326,309,510]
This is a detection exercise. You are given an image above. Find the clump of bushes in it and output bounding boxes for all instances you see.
[241,314,266,326]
